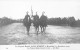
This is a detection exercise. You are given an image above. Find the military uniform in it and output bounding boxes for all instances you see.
[40,15,47,27]
[23,14,31,27]
[33,15,39,27]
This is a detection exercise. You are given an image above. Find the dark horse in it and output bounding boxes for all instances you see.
[23,12,31,35]
[32,12,39,35]
[40,12,47,33]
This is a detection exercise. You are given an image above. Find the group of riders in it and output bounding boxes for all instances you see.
[23,11,47,35]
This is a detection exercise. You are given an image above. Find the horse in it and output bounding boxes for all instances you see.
[32,15,39,35]
[23,14,31,35]
[39,14,47,33]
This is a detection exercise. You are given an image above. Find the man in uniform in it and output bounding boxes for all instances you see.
[33,12,39,34]
[40,12,47,33]
[23,11,31,35]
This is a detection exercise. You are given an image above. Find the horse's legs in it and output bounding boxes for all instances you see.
[44,27,46,31]
[36,27,38,35]
[37,26,39,33]
[43,27,46,33]
[35,26,38,35]
[27,26,30,35]
[25,26,28,33]
[27,28,29,35]
[41,26,43,32]
[42,27,44,33]
[42,27,43,32]
[37,26,39,35]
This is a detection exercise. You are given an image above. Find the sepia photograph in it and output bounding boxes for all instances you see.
[0,0,80,49]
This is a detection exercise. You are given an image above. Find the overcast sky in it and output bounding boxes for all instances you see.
[0,0,80,19]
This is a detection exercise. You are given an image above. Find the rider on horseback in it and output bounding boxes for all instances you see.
[40,11,48,33]
[33,12,39,26]
[33,12,39,34]
[23,11,31,35]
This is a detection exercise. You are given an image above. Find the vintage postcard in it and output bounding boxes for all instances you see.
[0,0,80,50]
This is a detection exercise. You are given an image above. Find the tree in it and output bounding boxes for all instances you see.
[61,17,68,25]
[68,16,76,26]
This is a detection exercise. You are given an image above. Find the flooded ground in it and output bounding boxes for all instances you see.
[0,23,80,45]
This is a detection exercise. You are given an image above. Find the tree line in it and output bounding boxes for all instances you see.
[48,16,80,27]
[0,17,22,27]
[0,16,80,27]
